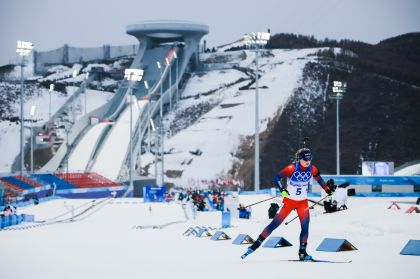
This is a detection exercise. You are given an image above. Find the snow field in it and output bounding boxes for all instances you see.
[0,196,419,279]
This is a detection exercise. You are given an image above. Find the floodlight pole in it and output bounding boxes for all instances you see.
[48,84,53,120]
[85,72,89,115]
[244,32,270,191]
[330,81,346,175]
[254,46,260,192]
[124,68,144,193]
[154,127,158,180]
[29,105,36,173]
[166,57,172,112]
[17,41,34,175]
[175,53,179,105]
[169,60,172,111]
[157,61,163,118]
[145,81,151,152]
[20,55,25,175]
[129,83,133,189]
[30,116,34,173]
[49,89,51,119]
[66,127,69,174]
[72,70,77,122]
[156,61,165,186]
[161,120,165,186]
[336,97,340,175]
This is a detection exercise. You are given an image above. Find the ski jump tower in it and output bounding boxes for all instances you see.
[38,20,208,182]
[115,20,209,183]
[126,20,208,71]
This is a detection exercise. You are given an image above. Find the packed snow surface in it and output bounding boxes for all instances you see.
[1,196,419,279]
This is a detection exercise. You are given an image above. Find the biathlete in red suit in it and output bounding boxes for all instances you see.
[241,148,333,261]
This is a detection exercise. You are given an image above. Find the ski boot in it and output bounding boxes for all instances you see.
[241,235,265,259]
[298,243,313,261]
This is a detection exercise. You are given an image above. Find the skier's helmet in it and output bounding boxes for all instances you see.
[297,148,312,161]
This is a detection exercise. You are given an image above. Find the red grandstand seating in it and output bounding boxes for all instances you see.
[15,175,42,187]
[0,178,24,202]
[55,172,120,188]
[0,178,24,192]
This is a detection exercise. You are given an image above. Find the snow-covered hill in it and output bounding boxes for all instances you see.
[1,47,327,185]
[142,48,324,188]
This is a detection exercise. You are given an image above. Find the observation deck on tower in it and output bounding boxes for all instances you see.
[126,20,209,46]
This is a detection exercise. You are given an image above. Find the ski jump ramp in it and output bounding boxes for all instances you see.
[90,99,147,180]
[67,122,111,172]
[40,20,208,182]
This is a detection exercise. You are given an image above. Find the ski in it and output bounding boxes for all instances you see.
[288,259,352,263]
[240,248,254,259]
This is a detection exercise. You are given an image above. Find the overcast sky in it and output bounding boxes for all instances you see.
[1,0,419,66]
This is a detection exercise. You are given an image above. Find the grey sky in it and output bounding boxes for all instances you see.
[1,0,419,66]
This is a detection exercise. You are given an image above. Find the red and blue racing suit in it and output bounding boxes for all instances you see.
[260,162,330,244]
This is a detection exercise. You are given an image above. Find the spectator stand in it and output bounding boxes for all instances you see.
[31,172,126,198]
[31,173,78,190]
[0,175,54,207]
[55,172,120,188]
[0,180,21,206]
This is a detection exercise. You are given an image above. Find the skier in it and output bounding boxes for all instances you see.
[241,147,333,261]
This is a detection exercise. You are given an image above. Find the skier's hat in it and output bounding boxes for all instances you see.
[298,148,312,161]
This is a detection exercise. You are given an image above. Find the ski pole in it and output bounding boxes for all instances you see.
[237,196,276,210]
[308,199,325,207]
[285,195,329,225]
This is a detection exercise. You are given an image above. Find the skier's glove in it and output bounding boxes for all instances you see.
[281,188,289,198]
[326,189,334,200]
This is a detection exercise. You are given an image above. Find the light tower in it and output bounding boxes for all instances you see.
[243,32,270,191]
[124,68,144,190]
[330,81,347,175]
[173,50,179,105]
[85,72,89,115]
[48,83,54,119]
[144,80,151,152]
[29,105,36,173]
[16,40,34,175]
[156,61,163,118]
